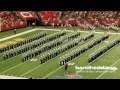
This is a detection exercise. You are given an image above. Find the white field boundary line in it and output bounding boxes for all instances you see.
[42,34,116,79]
[0,28,38,56]
[38,28,120,35]
[0,60,10,65]
[0,75,27,79]
[0,28,114,56]
[0,59,37,78]
[0,53,23,65]
[0,51,25,65]
[0,62,27,74]
[97,59,120,79]
[20,59,53,77]
[0,27,118,43]
[0,28,38,42]
[22,59,63,78]
[0,28,37,55]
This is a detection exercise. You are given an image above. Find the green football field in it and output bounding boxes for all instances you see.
[0,26,120,79]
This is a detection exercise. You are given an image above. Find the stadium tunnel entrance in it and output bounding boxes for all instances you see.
[26,19,40,26]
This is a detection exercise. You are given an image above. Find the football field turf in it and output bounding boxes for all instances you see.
[0,26,120,79]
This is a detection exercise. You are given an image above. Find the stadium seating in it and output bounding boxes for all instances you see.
[0,11,27,31]
[38,11,120,28]
[0,11,119,32]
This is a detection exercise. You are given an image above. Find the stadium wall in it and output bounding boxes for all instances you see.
[1,21,27,32]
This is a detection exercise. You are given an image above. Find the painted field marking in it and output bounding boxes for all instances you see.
[97,59,120,79]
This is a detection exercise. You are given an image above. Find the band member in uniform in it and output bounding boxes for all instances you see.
[14,29,16,34]
[32,22,35,28]
[64,63,68,74]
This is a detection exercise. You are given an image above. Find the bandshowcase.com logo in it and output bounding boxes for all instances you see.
[75,66,118,73]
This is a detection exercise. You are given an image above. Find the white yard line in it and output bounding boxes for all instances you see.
[0,28,38,42]
[96,59,120,79]
[0,53,23,65]
[20,60,52,77]
[42,66,62,79]
[42,50,91,79]
[0,62,26,74]
[0,75,27,79]
[42,51,97,79]
[0,60,9,65]
[38,28,120,35]
[0,28,119,43]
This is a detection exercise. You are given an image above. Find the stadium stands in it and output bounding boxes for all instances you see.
[39,11,120,30]
[0,11,27,31]
[0,11,119,32]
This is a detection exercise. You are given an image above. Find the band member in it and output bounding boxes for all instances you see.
[51,22,55,27]
[14,29,16,34]
[64,63,68,74]
[32,22,35,28]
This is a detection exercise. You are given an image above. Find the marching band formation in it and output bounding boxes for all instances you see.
[3,31,66,60]
[0,31,47,54]
[22,32,80,62]
[59,33,109,65]
[88,36,120,63]
[0,24,119,66]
